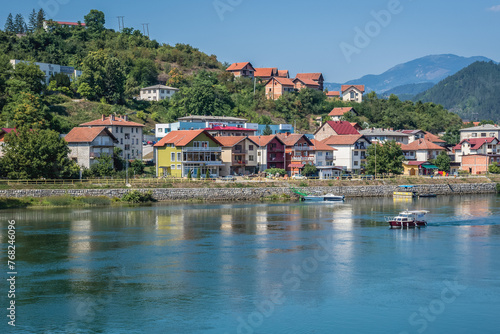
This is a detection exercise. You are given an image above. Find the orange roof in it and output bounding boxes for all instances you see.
[341,85,365,93]
[296,73,323,81]
[64,127,117,143]
[154,130,219,147]
[276,133,313,146]
[226,62,254,71]
[266,77,295,87]
[310,139,337,151]
[216,136,248,147]
[401,139,445,151]
[322,134,365,145]
[254,68,277,77]
[294,78,320,87]
[328,107,355,117]
[248,135,283,147]
[326,91,340,97]
[277,70,289,78]
[80,115,144,127]
[423,131,446,143]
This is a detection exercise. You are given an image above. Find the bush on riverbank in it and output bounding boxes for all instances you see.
[0,197,34,209]
[121,190,155,203]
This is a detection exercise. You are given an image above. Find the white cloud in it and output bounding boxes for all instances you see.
[488,5,500,12]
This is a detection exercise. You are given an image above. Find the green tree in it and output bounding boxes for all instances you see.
[262,124,273,136]
[1,128,79,179]
[28,9,37,32]
[432,151,451,172]
[265,168,286,176]
[488,162,500,174]
[84,9,105,37]
[47,72,72,95]
[2,92,49,129]
[196,166,201,179]
[8,61,45,95]
[89,153,114,177]
[131,159,145,175]
[364,141,404,175]
[36,9,45,30]
[205,168,210,179]
[128,59,159,88]
[14,14,27,34]
[4,13,14,32]
[0,55,12,97]
[302,163,318,177]
[113,147,125,171]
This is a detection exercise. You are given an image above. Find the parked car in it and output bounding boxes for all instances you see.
[221,175,236,181]
[361,175,374,180]
[291,174,307,180]
[340,174,352,180]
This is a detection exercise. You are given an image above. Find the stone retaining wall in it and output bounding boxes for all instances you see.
[0,183,497,201]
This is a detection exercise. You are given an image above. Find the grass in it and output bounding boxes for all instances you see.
[0,195,112,210]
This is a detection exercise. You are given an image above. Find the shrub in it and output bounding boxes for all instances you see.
[121,190,155,203]
[78,196,111,206]
[265,168,286,176]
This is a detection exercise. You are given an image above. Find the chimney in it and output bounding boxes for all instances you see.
[111,114,115,121]
[124,115,128,121]
[101,114,105,121]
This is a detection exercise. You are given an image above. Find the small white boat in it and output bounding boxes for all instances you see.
[386,210,429,228]
[303,192,345,202]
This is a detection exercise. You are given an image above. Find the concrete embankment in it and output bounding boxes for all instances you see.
[0,183,497,201]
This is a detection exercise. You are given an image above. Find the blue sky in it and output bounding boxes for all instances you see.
[4,0,500,82]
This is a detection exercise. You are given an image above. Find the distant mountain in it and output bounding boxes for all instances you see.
[381,82,436,100]
[325,54,494,94]
[414,61,500,122]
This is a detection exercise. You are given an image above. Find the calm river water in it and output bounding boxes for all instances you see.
[1,194,500,334]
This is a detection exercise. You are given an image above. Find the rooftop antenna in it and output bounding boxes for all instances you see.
[117,16,125,31]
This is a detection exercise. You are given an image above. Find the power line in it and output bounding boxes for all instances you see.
[141,23,149,37]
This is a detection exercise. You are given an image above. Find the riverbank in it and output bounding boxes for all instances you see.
[0,182,497,208]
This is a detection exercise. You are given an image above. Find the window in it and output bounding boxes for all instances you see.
[490,133,495,137]
[249,145,254,151]
[136,139,139,145]
[249,155,254,161]
[125,133,130,139]
[472,133,477,137]
[120,128,123,133]
[120,138,123,144]
[171,164,175,170]
[177,152,181,161]
[488,145,492,149]
[481,133,486,137]
[125,145,130,150]
[171,152,175,161]
[115,127,119,132]
[354,161,359,166]
[258,152,261,156]
[177,164,181,170]
[350,91,355,99]
[318,152,323,156]
[354,151,359,156]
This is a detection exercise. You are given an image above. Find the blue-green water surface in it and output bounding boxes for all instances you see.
[1,194,500,333]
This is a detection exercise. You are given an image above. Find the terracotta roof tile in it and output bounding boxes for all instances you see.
[341,85,365,93]
[310,139,337,151]
[328,107,355,117]
[64,127,117,143]
[457,137,498,150]
[267,77,295,87]
[154,130,219,147]
[326,91,340,97]
[423,131,445,143]
[80,116,144,127]
[254,68,277,77]
[248,135,283,147]
[216,136,248,147]
[276,133,313,146]
[321,134,365,146]
[293,78,320,87]
[277,70,289,78]
[296,73,323,81]
[400,139,445,151]
[226,62,254,71]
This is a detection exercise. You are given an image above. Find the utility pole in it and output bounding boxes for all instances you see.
[374,142,377,180]
[141,23,150,37]
[253,76,256,95]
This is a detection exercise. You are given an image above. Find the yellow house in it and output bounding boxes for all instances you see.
[154,130,223,177]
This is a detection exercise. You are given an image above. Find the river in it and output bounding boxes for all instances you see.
[1,194,500,333]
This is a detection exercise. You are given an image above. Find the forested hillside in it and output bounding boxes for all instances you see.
[0,8,464,136]
[414,61,500,122]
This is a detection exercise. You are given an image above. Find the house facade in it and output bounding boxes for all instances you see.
[226,62,255,78]
[293,78,320,90]
[460,124,500,141]
[403,161,439,176]
[64,127,118,169]
[295,73,324,91]
[154,130,223,178]
[328,107,358,121]
[400,139,445,161]
[10,59,82,85]
[277,133,315,175]
[360,128,409,144]
[139,85,179,101]
[453,137,499,163]
[217,136,259,175]
[265,77,295,100]
[321,135,371,173]
[254,68,278,81]
[341,85,365,103]
[80,115,144,160]
[461,154,500,174]
[248,135,286,171]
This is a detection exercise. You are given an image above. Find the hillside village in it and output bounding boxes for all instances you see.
[1,10,500,181]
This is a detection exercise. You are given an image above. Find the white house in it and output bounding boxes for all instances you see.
[80,115,144,160]
[400,139,445,161]
[10,59,82,85]
[310,139,341,179]
[453,137,499,163]
[139,85,179,101]
[459,124,500,141]
[341,85,365,103]
[360,128,409,144]
[64,127,118,169]
[321,134,371,173]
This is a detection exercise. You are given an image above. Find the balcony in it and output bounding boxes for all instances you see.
[233,160,248,166]
[325,156,336,161]
[292,156,314,162]
[232,150,248,154]
[268,147,285,153]
[90,152,111,158]
[268,157,284,162]
[293,147,310,151]
[182,147,221,152]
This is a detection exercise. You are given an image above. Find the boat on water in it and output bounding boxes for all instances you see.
[386,210,429,228]
[303,193,345,202]
[393,185,437,198]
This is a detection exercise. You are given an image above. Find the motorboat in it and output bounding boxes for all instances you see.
[303,193,345,202]
[386,210,429,228]
[393,185,418,197]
